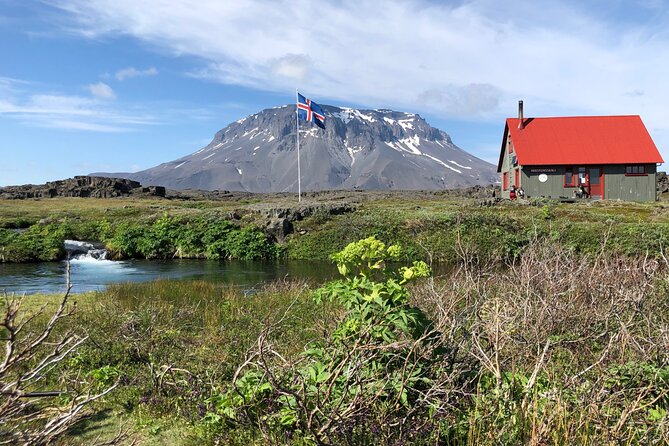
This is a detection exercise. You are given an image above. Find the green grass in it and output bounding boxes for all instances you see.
[3,194,669,443]
[5,240,669,445]
[5,277,340,445]
[4,194,669,264]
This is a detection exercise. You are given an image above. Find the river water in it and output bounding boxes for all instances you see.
[0,258,338,295]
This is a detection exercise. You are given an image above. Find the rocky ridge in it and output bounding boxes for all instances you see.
[0,176,166,199]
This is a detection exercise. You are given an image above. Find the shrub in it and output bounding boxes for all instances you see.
[208,236,450,444]
[105,215,276,260]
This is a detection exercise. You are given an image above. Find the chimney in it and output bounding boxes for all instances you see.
[518,100,524,129]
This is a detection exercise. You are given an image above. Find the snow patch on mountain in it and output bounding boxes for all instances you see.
[333,107,376,124]
[423,154,461,173]
[332,110,352,124]
[448,160,472,170]
[346,145,364,166]
[398,136,421,155]
[301,127,321,137]
[398,119,414,131]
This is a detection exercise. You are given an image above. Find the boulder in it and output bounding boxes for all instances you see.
[658,172,669,194]
[265,218,293,242]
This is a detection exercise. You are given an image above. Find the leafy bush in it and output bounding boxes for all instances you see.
[106,222,146,258]
[0,223,66,262]
[107,215,277,260]
[209,237,447,444]
[0,213,277,262]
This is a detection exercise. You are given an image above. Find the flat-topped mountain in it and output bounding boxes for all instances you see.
[94,104,498,192]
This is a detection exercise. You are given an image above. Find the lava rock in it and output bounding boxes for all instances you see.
[0,176,166,199]
[265,218,293,242]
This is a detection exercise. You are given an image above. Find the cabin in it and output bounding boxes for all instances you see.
[497,101,664,201]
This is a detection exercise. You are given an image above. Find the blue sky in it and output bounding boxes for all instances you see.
[1,0,669,186]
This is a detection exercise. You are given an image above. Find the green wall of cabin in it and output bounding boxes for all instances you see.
[603,164,657,201]
[499,164,658,201]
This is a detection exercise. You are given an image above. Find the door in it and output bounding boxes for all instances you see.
[588,167,603,199]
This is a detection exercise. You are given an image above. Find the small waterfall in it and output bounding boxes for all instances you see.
[63,240,110,261]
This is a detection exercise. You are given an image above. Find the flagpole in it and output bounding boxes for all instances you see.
[296,88,301,202]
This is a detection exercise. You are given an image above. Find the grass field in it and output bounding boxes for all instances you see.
[2,193,669,444]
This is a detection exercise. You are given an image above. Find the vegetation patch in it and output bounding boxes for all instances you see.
[3,195,669,444]
[0,213,277,262]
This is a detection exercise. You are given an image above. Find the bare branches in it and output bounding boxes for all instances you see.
[411,236,669,444]
[0,261,122,446]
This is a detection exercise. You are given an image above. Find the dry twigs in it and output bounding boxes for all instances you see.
[0,262,125,445]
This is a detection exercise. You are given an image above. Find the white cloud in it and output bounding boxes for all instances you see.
[115,66,158,81]
[48,3,666,108]
[87,82,116,99]
[0,76,29,89]
[0,93,95,116]
[48,0,669,154]
[39,119,127,132]
[270,54,311,81]
[0,79,158,132]
[417,84,501,116]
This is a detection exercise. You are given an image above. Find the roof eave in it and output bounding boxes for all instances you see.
[496,122,509,173]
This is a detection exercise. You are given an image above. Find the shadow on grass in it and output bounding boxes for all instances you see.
[65,408,129,444]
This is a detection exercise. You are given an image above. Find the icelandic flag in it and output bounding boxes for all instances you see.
[297,93,326,129]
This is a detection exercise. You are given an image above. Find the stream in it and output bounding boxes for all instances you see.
[0,257,338,295]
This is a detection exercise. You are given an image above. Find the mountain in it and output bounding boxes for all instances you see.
[94,105,498,191]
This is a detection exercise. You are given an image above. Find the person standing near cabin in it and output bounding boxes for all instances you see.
[518,187,525,199]
[509,185,517,200]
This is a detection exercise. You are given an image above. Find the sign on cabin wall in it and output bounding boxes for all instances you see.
[529,168,558,173]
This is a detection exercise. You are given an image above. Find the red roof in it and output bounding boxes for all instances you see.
[498,115,663,171]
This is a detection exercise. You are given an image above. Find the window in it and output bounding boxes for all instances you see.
[514,169,520,187]
[625,165,646,176]
[565,166,589,186]
[503,172,509,191]
[564,167,575,187]
[589,167,600,185]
